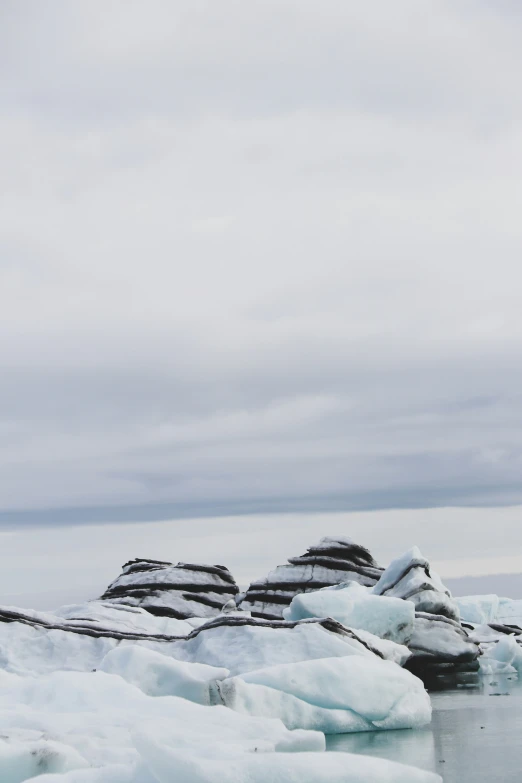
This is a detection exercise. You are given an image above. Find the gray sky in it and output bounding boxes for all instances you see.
[1,506,522,607]
[2,1,522,521]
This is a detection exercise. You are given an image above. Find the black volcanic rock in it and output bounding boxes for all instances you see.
[239,536,383,620]
[100,558,239,619]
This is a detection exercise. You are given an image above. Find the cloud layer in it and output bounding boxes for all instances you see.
[2,1,522,517]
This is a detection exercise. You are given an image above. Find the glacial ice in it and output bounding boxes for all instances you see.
[100,559,238,620]
[218,655,431,732]
[240,537,383,619]
[283,580,415,645]
[173,615,396,674]
[372,546,460,621]
[477,635,522,675]
[4,536,506,782]
[137,734,442,783]
[457,594,522,628]
[100,646,229,702]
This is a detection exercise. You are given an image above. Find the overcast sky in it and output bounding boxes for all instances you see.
[2,1,522,523]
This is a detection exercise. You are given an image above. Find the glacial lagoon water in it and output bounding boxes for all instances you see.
[327,674,522,781]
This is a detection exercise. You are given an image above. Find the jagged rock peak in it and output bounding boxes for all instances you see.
[100,558,238,620]
[239,535,383,620]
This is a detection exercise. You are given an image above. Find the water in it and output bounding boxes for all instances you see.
[327,674,522,781]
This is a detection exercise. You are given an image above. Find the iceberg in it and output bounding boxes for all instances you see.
[283,580,415,645]
[240,537,383,619]
[405,612,480,682]
[457,594,522,629]
[372,546,460,621]
[1,537,496,781]
[100,559,238,619]
[217,655,431,733]
[173,614,403,674]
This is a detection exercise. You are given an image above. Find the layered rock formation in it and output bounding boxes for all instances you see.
[100,557,238,619]
[240,536,383,619]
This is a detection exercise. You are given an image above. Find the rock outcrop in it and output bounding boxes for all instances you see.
[240,536,383,619]
[100,558,239,619]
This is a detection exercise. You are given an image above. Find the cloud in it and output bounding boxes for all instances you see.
[1,1,522,518]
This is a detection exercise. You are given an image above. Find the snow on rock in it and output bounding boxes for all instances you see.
[283,580,414,645]
[373,546,460,621]
[240,537,383,620]
[100,559,239,619]
[216,655,431,734]
[137,735,443,783]
[100,646,229,703]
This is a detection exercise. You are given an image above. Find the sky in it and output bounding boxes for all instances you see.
[2,1,522,534]
[1,506,522,609]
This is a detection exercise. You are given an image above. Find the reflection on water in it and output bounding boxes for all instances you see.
[327,674,522,782]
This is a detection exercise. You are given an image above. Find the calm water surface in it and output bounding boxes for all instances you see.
[327,674,522,782]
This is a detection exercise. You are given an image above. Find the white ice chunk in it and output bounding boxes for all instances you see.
[496,597,522,628]
[217,655,431,733]
[100,645,229,702]
[283,581,414,644]
[480,635,522,675]
[174,620,376,675]
[456,595,522,629]
[136,732,442,783]
[455,595,499,625]
[0,738,88,782]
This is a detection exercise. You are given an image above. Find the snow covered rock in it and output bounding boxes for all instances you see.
[240,537,383,619]
[215,655,431,734]
[100,558,239,619]
[283,580,415,645]
[373,546,459,621]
